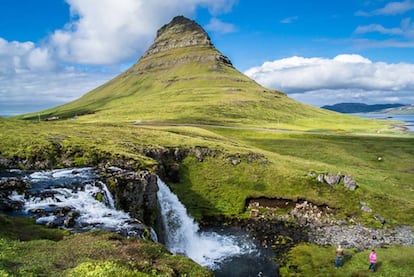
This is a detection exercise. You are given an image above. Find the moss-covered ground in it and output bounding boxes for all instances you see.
[0,214,212,277]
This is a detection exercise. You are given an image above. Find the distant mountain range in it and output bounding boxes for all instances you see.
[321,103,411,113]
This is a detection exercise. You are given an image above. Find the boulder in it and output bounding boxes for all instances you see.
[0,177,31,193]
[343,175,358,191]
[250,209,260,218]
[323,173,342,186]
[0,192,24,211]
[0,177,31,212]
[374,215,386,225]
[361,205,373,213]
[316,174,325,183]
[63,211,80,227]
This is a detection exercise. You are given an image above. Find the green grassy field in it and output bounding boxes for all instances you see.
[1,117,413,276]
[280,243,414,277]
[1,119,413,224]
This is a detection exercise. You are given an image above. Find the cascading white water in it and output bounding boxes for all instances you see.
[157,178,257,269]
[6,168,144,236]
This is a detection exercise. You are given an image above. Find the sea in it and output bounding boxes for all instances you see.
[352,113,414,132]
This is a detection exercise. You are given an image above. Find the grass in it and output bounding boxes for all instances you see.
[168,127,414,226]
[280,243,414,277]
[0,214,212,277]
[2,119,412,226]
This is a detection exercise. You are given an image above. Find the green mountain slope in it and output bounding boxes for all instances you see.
[18,16,392,133]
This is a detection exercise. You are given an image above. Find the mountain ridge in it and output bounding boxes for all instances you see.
[322,102,406,113]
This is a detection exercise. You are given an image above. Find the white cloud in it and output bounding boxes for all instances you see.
[0,38,114,115]
[0,38,56,74]
[354,24,404,35]
[204,18,237,34]
[49,0,238,65]
[356,0,414,16]
[333,54,372,64]
[354,18,414,40]
[401,17,414,38]
[280,16,298,24]
[373,0,414,15]
[244,54,414,106]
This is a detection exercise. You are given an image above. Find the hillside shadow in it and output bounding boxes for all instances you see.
[163,162,223,225]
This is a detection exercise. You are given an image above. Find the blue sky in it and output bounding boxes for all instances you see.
[1,0,414,115]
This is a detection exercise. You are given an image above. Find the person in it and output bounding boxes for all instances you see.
[368,249,377,272]
[335,245,344,268]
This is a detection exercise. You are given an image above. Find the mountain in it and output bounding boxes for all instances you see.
[19,16,378,131]
[321,103,405,113]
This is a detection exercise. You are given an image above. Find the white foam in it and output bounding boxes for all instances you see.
[23,183,133,232]
[29,167,95,182]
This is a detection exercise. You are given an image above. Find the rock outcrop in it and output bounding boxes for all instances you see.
[99,168,159,227]
[144,16,214,57]
[314,172,359,191]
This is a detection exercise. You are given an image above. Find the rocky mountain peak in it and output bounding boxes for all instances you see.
[143,16,213,57]
[126,15,234,75]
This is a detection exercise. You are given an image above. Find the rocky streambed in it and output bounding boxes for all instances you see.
[242,198,414,256]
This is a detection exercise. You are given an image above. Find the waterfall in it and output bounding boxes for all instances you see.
[99,180,115,208]
[157,178,257,269]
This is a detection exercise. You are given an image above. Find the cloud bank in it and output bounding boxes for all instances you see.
[244,54,414,106]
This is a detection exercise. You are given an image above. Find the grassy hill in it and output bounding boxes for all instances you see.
[16,17,398,135]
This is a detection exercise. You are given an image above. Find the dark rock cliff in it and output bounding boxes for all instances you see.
[98,168,159,227]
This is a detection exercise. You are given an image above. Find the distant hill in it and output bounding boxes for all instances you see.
[321,103,405,113]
